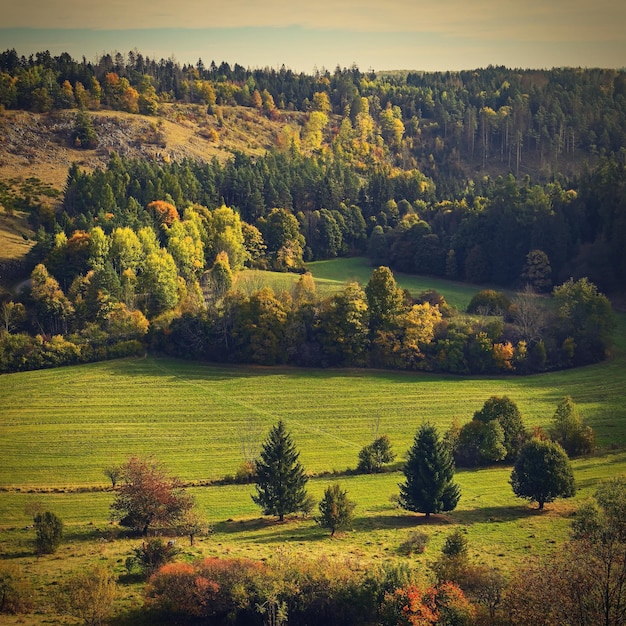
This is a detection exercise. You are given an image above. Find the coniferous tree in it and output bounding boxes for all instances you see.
[317,483,356,536]
[252,420,308,521]
[399,423,461,517]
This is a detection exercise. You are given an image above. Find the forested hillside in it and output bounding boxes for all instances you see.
[0,49,623,375]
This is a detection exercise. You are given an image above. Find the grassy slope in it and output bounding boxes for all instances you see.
[1,263,626,621]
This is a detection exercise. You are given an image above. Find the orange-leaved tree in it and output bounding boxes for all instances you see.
[110,457,194,535]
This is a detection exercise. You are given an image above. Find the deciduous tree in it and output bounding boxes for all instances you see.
[110,457,194,535]
[550,396,594,456]
[510,439,575,509]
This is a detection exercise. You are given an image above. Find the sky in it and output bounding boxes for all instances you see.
[1,0,625,73]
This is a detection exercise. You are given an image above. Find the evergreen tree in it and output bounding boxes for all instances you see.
[399,423,461,517]
[317,483,356,536]
[252,420,308,521]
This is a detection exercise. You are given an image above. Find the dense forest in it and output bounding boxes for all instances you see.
[0,49,623,374]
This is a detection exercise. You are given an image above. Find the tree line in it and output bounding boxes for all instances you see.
[2,49,626,186]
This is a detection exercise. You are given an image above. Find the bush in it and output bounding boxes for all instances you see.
[133,538,180,577]
[55,565,117,626]
[146,557,270,622]
[317,483,356,536]
[398,531,429,555]
[0,563,34,614]
[34,510,63,554]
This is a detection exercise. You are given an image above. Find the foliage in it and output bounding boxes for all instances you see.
[521,249,552,292]
[132,538,180,577]
[466,290,511,316]
[0,563,34,614]
[472,396,527,460]
[380,580,474,626]
[553,277,616,364]
[398,530,429,556]
[110,456,194,535]
[510,438,575,509]
[72,109,98,149]
[455,419,507,467]
[399,423,461,517]
[145,557,269,622]
[454,396,527,467]
[55,564,117,626]
[33,510,63,554]
[252,421,309,521]
[549,396,594,456]
[316,483,356,536]
[357,434,396,473]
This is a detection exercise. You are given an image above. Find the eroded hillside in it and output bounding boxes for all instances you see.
[0,104,304,190]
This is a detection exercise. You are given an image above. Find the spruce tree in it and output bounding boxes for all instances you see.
[399,423,461,517]
[252,420,308,521]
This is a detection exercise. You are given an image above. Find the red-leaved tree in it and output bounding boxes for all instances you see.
[110,457,194,535]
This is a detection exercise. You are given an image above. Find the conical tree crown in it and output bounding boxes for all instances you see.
[252,420,308,521]
[399,423,460,517]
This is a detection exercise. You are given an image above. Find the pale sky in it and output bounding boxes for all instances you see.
[1,0,625,72]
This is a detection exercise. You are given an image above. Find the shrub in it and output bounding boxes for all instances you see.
[133,538,180,577]
[398,531,429,555]
[0,563,34,614]
[55,564,117,626]
[317,483,356,536]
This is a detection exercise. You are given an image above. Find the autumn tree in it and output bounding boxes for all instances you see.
[399,423,461,518]
[30,264,74,335]
[110,456,194,535]
[510,439,575,509]
[317,483,356,536]
[252,420,308,521]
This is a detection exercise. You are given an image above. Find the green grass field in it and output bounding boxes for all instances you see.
[1,259,626,622]
[236,256,482,311]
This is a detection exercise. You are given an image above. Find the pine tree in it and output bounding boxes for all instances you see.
[317,483,356,536]
[252,421,308,521]
[399,423,461,517]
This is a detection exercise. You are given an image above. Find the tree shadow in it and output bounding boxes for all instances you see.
[352,513,454,532]
[452,504,545,525]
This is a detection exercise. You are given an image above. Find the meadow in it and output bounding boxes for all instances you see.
[1,258,626,622]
